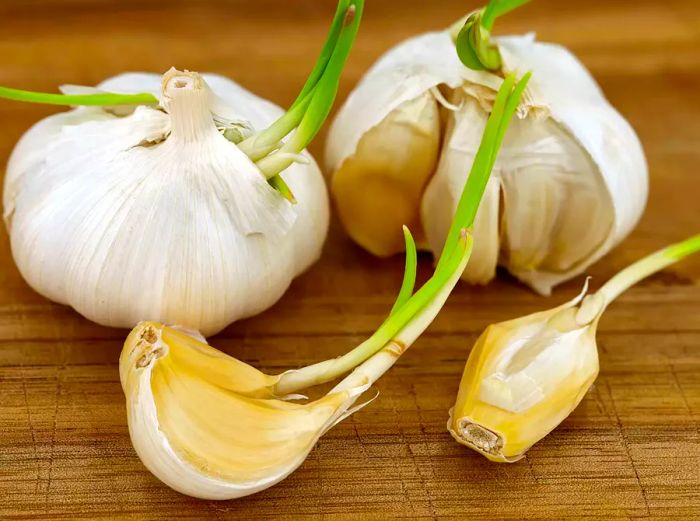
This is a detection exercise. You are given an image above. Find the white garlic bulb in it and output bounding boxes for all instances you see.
[326,31,647,295]
[4,69,329,335]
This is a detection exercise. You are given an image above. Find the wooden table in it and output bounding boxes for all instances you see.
[1,0,699,519]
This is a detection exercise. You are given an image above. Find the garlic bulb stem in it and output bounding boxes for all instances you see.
[162,72,218,142]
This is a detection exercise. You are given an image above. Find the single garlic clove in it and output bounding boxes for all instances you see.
[331,91,440,256]
[121,322,369,500]
[448,285,600,462]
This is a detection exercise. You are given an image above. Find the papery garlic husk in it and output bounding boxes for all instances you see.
[3,69,329,335]
[447,282,602,462]
[326,30,647,294]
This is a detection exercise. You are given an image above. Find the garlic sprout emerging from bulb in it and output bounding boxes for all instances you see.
[448,235,700,462]
[326,24,647,295]
[4,69,329,335]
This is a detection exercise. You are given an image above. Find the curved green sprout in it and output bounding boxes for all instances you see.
[248,1,364,190]
[455,0,531,72]
[389,226,419,316]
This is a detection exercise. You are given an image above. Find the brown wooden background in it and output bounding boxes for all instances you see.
[1,0,700,519]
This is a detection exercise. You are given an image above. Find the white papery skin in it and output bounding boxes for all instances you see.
[326,32,647,295]
[4,69,329,335]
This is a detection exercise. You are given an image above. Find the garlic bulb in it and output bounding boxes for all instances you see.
[3,69,329,335]
[326,27,647,294]
[448,234,700,462]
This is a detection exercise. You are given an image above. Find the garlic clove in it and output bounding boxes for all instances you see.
[121,322,369,500]
[448,284,600,462]
[494,35,647,294]
[331,91,441,256]
[448,235,700,462]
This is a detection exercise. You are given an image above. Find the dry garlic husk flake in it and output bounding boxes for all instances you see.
[4,69,329,335]
[326,30,647,294]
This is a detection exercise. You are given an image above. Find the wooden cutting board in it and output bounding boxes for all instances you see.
[1,0,699,518]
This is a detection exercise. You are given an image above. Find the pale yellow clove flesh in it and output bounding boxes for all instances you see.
[331,92,440,256]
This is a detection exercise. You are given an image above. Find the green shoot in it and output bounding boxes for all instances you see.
[389,226,418,315]
[482,0,531,30]
[255,1,363,178]
[597,234,700,304]
[455,0,531,72]
[289,0,355,111]
[236,0,363,200]
[0,86,158,107]
[435,73,529,272]
[239,0,360,160]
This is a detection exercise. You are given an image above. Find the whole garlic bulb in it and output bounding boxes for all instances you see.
[4,69,329,335]
[326,30,647,295]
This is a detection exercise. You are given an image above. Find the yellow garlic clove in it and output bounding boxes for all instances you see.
[448,287,600,462]
[331,91,440,256]
[121,322,369,500]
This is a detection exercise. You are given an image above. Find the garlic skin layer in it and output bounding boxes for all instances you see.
[120,322,367,500]
[448,285,601,462]
[326,31,647,294]
[4,69,329,335]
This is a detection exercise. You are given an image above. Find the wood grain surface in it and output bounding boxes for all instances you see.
[1,0,700,519]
